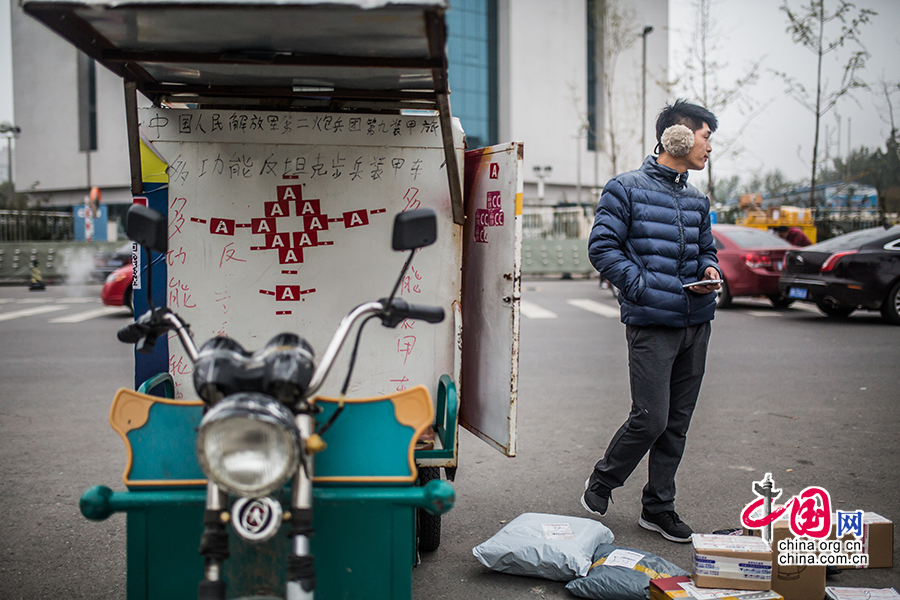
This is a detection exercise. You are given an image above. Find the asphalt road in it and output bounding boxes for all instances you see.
[0,279,897,598]
[417,278,900,597]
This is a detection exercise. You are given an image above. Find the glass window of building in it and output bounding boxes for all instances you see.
[446,0,497,149]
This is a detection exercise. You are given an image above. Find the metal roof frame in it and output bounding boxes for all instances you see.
[23,0,464,223]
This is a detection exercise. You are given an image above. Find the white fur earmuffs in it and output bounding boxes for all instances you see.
[660,124,694,157]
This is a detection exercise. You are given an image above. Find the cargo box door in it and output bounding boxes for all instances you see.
[460,142,523,457]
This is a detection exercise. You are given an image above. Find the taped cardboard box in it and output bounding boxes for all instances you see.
[651,576,783,600]
[692,534,773,590]
[829,512,893,569]
[744,520,826,600]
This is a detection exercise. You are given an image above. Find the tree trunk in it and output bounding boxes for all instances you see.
[809,0,825,209]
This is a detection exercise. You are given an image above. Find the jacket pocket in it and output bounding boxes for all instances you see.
[623,270,647,304]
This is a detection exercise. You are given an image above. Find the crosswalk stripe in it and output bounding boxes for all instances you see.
[789,303,822,314]
[519,300,557,319]
[567,299,619,318]
[0,305,68,322]
[49,307,129,323]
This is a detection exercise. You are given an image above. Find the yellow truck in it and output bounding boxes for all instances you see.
[736,194,817,243]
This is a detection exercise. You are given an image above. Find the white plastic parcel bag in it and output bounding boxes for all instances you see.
[472,512,615,581]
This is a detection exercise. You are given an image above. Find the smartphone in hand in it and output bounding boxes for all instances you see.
[682,279,723,288]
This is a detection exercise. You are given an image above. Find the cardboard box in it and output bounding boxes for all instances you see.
[692,534,773,590]
[757,520,826,600]
[830,512,894,569]
[651,576,783,600]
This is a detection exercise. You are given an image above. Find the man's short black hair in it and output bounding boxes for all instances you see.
[655,99,718,152]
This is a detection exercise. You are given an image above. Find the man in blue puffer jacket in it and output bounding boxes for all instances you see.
[581,100,722,543]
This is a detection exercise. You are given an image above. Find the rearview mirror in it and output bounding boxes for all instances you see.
[392,209,437,251]
[126,204,168,254]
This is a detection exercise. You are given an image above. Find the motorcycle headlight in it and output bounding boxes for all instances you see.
[196,393,300,497]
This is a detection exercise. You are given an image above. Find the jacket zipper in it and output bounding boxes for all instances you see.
[673,175,689,325]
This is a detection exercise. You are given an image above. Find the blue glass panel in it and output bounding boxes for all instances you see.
[447,0,494,146]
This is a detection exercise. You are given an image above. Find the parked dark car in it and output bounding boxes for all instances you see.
[711,224,795,308]
[91,242,132,282]
[779,225,900,324]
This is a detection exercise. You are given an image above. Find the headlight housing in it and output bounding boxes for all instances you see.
[196,393,300,497]
[106,269,130,284]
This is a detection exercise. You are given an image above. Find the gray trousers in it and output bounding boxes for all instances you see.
[592,321,711,514]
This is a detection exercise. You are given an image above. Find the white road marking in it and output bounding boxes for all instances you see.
[789,303,822,314]
[746,311,781,318]
[15,297,55,304]
[519,300,557,319]
[567,298,619,318]
[0,305,68,322]
[49,307,129,323]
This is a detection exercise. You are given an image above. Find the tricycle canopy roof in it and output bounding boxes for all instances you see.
[22,0,450,111]
[24,0,465,223]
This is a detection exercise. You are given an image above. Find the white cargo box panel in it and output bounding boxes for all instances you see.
[141,107,464,400]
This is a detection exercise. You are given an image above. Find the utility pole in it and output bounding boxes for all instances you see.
[641,25,654,157]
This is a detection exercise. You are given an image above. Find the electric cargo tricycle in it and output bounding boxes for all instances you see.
[23,1,523,599]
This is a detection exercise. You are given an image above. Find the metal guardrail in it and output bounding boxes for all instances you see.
[0,241,122,283]
[522,204,594,241]
[521,205,594,275]
[813,209,899,239]
[0,210,74,242]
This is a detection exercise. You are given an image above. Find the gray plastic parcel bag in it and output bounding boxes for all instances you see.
[565,544,690,600]
[472,513,615,581]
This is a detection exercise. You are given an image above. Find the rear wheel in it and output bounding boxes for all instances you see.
[880,280,900,325]
[768,294,795,309]
[417,467,441,552]
[816,300,855,318]
[715,279,732,309]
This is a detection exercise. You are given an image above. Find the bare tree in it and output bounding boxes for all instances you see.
[678,0,763,204]
[877,78,900,163]
[777,0,875,208]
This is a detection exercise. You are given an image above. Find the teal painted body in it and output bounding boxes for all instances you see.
[83,375,458,599]
[315,398,417,481]
[82,483,452,600]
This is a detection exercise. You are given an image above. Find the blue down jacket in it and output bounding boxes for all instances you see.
[588,156,720,327]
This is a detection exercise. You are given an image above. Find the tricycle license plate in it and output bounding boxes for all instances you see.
[788,287,807,299]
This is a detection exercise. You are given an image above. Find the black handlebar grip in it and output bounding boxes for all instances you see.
[117,322,144,344]
[404,304,445,324]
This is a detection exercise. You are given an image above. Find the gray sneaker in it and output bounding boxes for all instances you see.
[580,478,611,518]
[639,509,693,543]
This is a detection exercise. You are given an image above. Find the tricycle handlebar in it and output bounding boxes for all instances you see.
[125,297,444,398]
